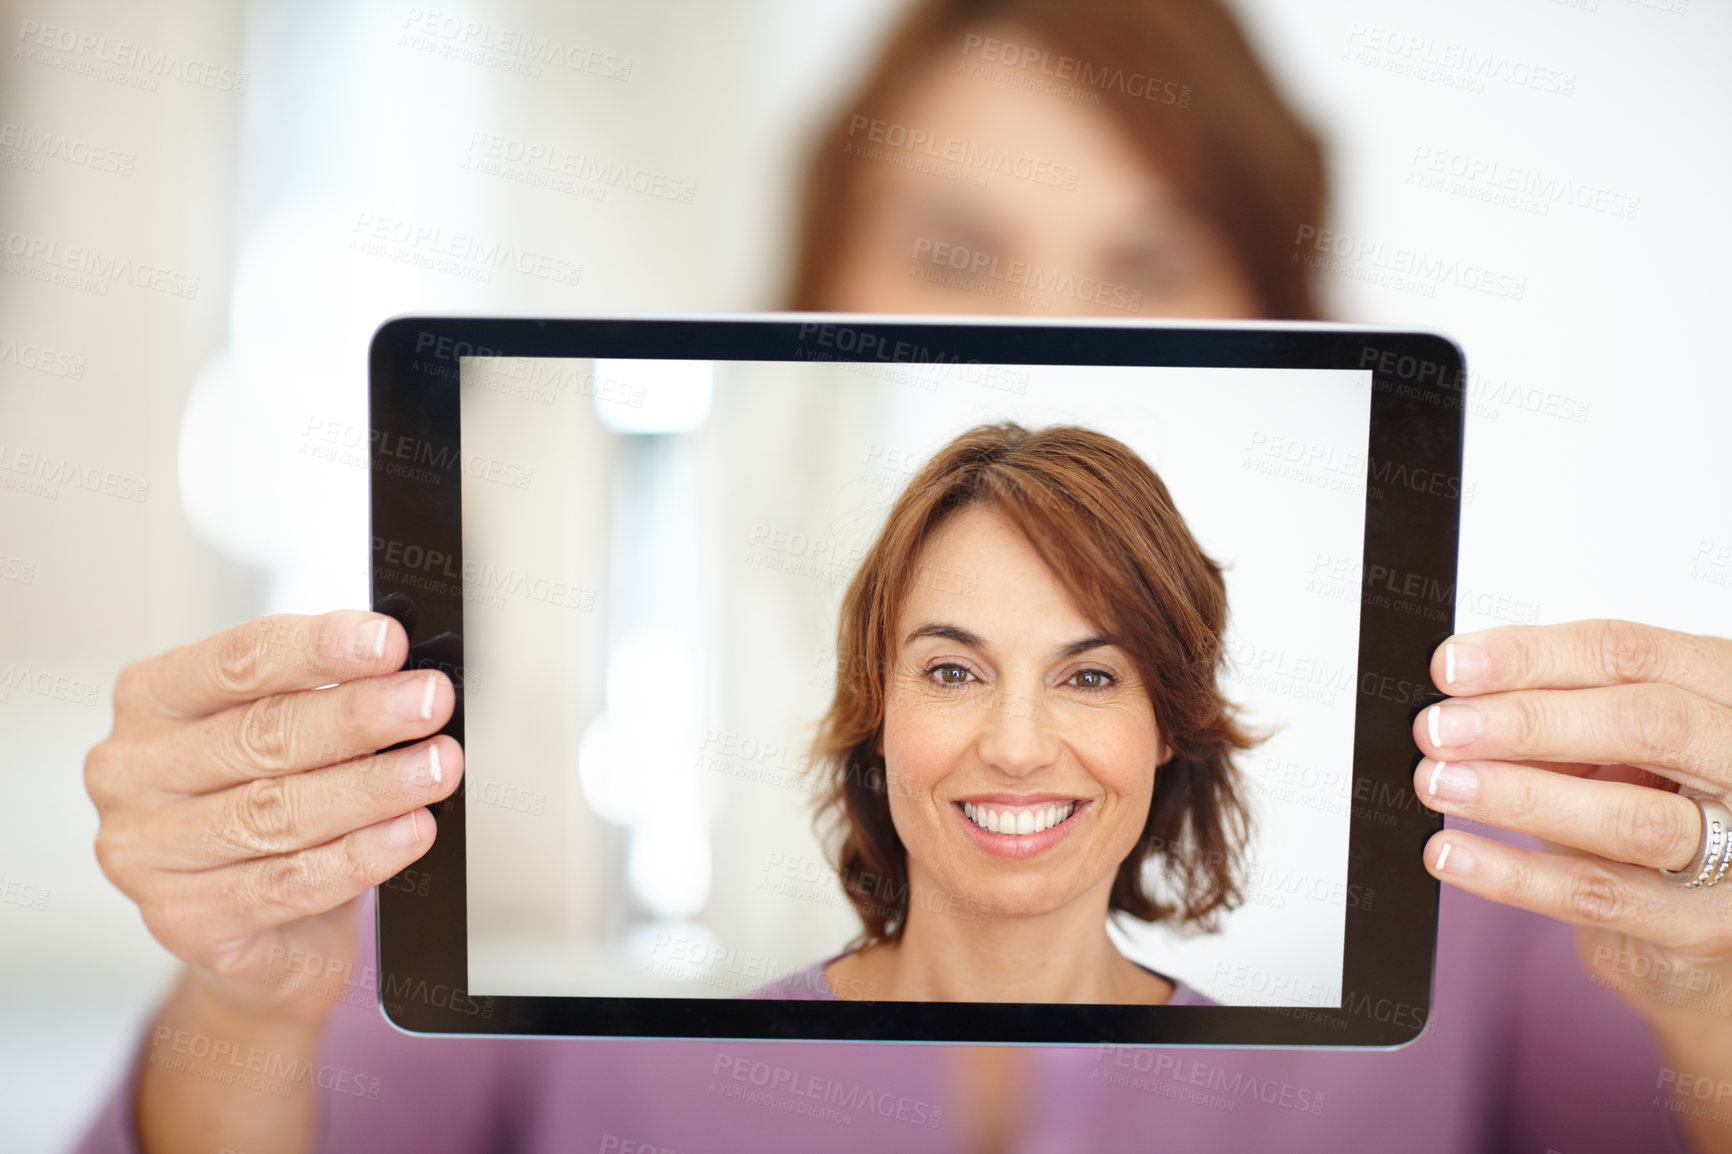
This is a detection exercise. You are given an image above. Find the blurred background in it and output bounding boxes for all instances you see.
[1,0,1728,1149]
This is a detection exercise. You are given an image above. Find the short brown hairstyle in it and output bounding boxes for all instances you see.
[788,0,1328,318]
[812,422,1256,945]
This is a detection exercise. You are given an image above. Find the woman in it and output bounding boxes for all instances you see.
[75,0,1732,1151]
[787,0,1320,321]
[753,421,1254,1004]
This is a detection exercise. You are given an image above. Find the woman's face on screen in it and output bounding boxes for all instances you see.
[881,505,1169,921]
[826,21,1260,319]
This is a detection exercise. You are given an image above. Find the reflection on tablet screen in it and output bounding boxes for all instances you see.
[457,355,1368,1008]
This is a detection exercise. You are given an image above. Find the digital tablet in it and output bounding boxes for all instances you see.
[368,315,1463,1047]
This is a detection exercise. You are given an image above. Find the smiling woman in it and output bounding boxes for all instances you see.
[767,421,1257,1004]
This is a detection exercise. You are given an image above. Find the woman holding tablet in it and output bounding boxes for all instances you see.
[74,0,1732,1151]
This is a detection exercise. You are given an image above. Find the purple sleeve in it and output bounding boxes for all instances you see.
[1499,900,1695,1153]
[66,891,520,1154]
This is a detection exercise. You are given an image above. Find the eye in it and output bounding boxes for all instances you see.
[1068,668,1115,691]
[925,662,977,688]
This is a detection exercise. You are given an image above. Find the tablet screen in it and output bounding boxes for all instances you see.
[452,350,1372,1008]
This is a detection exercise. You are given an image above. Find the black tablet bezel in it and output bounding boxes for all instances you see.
[368,314,1463,1047]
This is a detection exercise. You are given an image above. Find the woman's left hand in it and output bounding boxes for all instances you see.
[1412,619,1732,1048]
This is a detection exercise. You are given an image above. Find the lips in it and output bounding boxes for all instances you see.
[952,796,1088,859]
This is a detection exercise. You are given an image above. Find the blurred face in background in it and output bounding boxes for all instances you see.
[826,21,1262,319]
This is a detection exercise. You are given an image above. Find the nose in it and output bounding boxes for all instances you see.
[973,688,1061,777]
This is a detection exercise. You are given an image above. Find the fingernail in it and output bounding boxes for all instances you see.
[1432,839,1472,875]
[1424,760,1479,803]
[345,619,385,664]
[1443,642,1485,686]
[1427,703,1480,749]
[401,743,442,788]
[394,675,435,721]
[386,810,420,848]
[372,618,389,659]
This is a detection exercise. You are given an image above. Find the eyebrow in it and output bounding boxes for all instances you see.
[902,622,1112,660]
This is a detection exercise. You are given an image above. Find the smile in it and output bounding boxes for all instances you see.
[961,800,1077,835]
[952,797,1088,859]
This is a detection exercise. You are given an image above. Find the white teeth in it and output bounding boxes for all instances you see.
[961,801,1077,836]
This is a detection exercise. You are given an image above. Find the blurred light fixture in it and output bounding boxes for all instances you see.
[575,713,638,826]
[626,805,712,920]
[592,358,713,434]
[576,631,703,823]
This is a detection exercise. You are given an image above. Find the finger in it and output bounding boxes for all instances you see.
[140,808,438,956]
[118,737,464,871]
[1433,619,1732,708]
[117,611,409,724]
[1414,684,1732,793]
[1423,830,1732,955]
[1577,762,1683,791]
[1458,757,1603,779]
[147,669,453,795]
[1413,758,1702,872]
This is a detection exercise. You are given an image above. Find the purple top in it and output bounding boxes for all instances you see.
[745,955,1217,1005]
[73,881,1693,1153]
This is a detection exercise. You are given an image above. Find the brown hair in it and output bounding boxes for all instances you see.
[813,422,1256,945]
[787,0,1328,318]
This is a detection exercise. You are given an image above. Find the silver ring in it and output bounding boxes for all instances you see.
[1659,796,1732,889]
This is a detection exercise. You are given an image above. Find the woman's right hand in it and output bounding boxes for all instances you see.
[83,609,463,1026]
